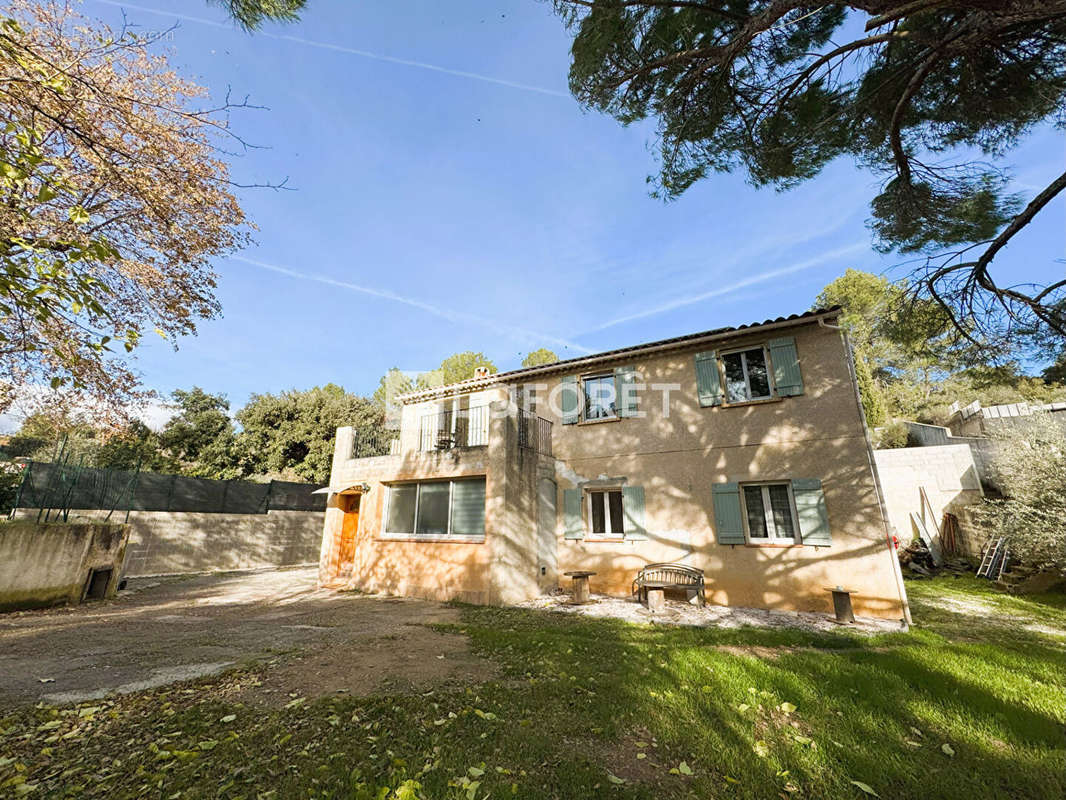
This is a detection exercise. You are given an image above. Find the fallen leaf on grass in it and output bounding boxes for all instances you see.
[779,702,797,714]
[942,743,955,757]
[607,773,625,785]
[219,714,236,724]
[850,780,881,797]
[753,741,770,757]
[636,753,646,760]
[37,678,54,684]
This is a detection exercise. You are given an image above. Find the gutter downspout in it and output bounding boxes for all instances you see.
[839,327,912,625]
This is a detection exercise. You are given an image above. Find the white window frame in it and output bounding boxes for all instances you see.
[740,481,800,544]
[586,487,625,537]
[381,478,486,541]
[581,372,617,421]
[720,345,774,403]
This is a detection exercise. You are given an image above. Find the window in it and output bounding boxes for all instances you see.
[742,483,798,543]
[383,478,486,538]
[582,374,616,420]
[721,347,772,403]
[587,488,624,536]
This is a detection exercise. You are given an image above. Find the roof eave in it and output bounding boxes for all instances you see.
[397,307,841,404]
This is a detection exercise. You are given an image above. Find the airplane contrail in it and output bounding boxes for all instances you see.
[90,0,569,98]
[231,255,594,354]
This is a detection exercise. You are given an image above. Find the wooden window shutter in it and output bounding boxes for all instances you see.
[695,351,724,407]
[622,485,647,540]
[560,375,579,425]
[768,337,804,396]
[563,488,583,539]
[614,366,639,418]
[792,478,831,545]
[711,482,746,545]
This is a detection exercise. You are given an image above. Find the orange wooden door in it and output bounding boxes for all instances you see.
[338,494,360,572]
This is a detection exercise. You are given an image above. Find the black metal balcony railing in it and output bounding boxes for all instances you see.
[518,409,553,457]
[350,429,400,459]
[419,405,489,452]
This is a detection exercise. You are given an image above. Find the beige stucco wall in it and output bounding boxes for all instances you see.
[527,323,906,620]
[321,320,909,621]
[873,444,985,557]
[0,521,128,611]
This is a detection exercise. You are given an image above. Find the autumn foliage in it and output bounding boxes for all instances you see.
[0,0,252,418]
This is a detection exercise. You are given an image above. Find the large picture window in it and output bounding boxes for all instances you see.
[722,347,772,403]
[383,478,486,539]
[742,482,798,543]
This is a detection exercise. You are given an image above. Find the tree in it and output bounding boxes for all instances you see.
[554,1,1066,347]
[212,0,307,29]
[975,414,1066,574]
[237,385,384,482]
[372,367,414,429]
[814,269,1066,427]
[522,348,560,368]
[158,388,237,478]
[421,352,498,388]
[1044,353,1066,385]
[0,1,253,417]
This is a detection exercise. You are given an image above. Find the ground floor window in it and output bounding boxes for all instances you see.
[383,477,486,538]
[742,482,798,543]
[587,488,624,536]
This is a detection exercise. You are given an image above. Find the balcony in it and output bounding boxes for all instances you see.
[345,405,553,462]
[517,408,552,457]
[419,405,490,451]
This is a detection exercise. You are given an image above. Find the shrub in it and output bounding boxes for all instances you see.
[973,414,1066,573]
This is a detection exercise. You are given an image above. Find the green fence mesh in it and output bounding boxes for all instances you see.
[16,461,326,515]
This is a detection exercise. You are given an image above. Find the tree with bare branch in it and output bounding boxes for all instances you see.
[554,1,1066,348]
[0,0,263,418]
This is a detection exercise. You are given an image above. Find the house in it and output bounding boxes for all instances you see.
[319,308,910,621]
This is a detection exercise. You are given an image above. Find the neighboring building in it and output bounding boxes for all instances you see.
[319,308,909,620]
[947,399,1066,438]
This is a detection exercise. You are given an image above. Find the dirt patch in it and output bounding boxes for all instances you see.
[589,728,691,789]
[0,568,495,708]
[715,645,788,660]
[236,626,496,706]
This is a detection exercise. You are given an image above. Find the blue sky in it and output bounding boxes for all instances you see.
[88,0,1065,409]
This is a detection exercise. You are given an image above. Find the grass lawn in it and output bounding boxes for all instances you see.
[2,577,1065,799]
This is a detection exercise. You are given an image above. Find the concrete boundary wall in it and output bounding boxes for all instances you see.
[874,445,985,557]
[0,521,128,611]
[12,509,323,577]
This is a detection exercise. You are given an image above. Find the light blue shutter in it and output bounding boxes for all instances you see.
[695,351,724,407]
[450,478,486,537]
[563,488,583,539]
[768,337,804,396]
[712,482,746,545]
[622,485,647,540]
[614,366,639,418]
[560,375,579,425]
[792,478,831,545]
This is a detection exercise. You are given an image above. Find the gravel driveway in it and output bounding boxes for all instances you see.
[0,567,492,708]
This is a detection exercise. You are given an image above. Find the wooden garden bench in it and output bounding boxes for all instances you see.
[632,563,706,608]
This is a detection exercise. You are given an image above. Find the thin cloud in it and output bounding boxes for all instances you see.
[231,255,593,354]
[584,241,870,333]
[91,1,568,98]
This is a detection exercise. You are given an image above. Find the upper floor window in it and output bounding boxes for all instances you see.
[722,347,772,403]
[582,374,616,420]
